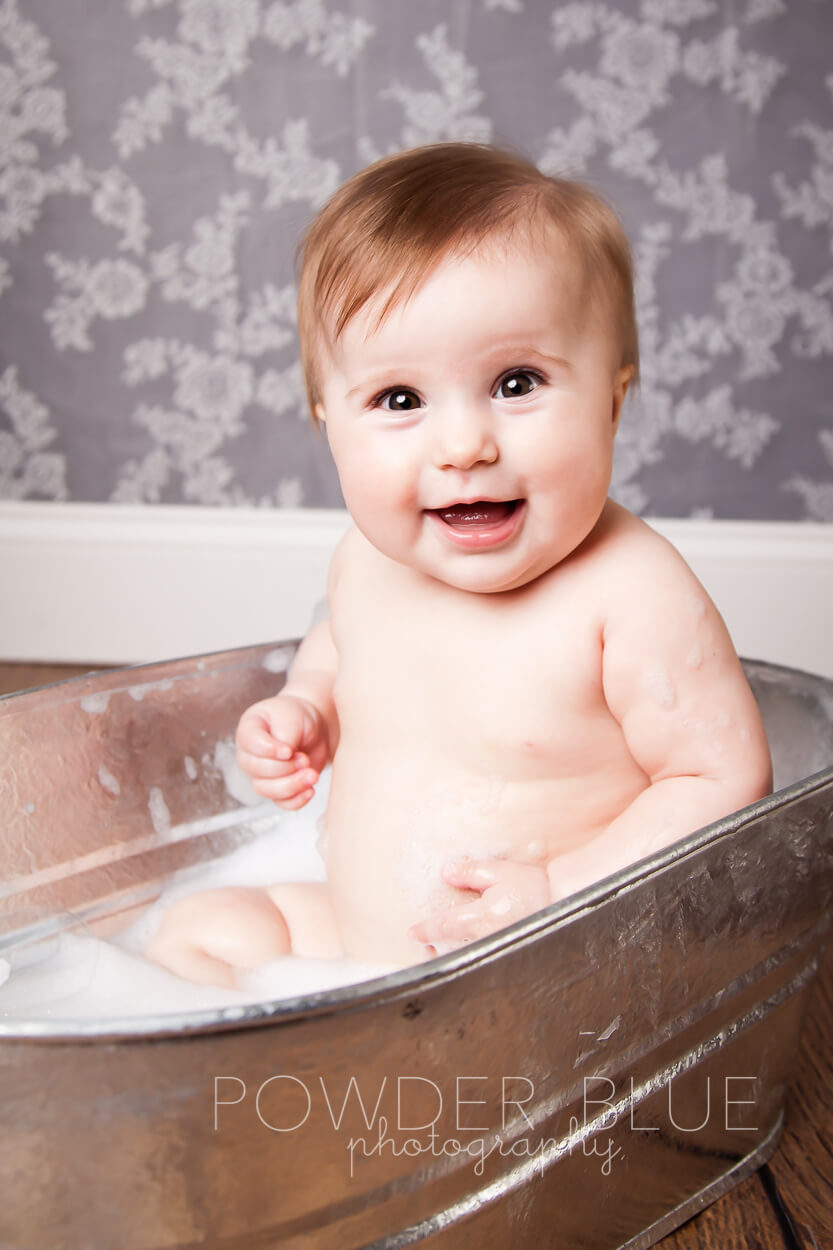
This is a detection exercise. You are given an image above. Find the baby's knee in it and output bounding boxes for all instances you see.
[147,887,292,986]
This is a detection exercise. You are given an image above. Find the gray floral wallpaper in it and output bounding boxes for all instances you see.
[1,0,832,518]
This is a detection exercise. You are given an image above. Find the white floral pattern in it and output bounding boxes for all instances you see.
[0,0,831,516]
[263,0,374,77]
[0,364,66,498]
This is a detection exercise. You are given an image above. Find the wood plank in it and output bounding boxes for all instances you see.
[661,1171,785,1248]
[768,936,833,1248]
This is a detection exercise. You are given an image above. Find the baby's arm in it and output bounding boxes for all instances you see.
[237,530,349,807]
[547,542,772,901]
[236,617,339,809]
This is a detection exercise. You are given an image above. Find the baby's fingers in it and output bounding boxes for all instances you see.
[443,859,550,915]
[236,720,299,765]
[236,717,281,757]
[442,858,500,892]
[236,700,307,759]
[236,748,309,779]
[251,767,319,809]
[409,904,491,948]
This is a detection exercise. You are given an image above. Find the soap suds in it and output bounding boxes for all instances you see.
[148,787,171,836]
[685,645,703,670]
[394,838,447,911]
[641,663,677,710]
[97,765,121,797]
[128,679,174,703]
[392,776,505,912]
[183,756,198,781]
[81,692,111,715]
[262,647,295,674]
[213,740,260,806]
[0,769,392,1021]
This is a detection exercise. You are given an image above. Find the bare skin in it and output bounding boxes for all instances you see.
[147,235,772,985]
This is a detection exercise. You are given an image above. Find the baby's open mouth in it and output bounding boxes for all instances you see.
[425,499,526,549]
[430,499,522,530]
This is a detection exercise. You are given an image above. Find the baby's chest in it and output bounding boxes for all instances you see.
[334,594,609,771]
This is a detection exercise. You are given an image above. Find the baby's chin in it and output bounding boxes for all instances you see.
[417,553,559,596]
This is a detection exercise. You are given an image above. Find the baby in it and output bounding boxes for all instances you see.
[147,143,772,987]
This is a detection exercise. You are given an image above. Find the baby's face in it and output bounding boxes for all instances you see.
[316,233,632,593]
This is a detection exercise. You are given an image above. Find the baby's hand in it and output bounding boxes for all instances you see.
[235,693,329,809]
[409,858,551,953]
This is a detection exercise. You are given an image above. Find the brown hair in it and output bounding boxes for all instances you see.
[297,142,638,420]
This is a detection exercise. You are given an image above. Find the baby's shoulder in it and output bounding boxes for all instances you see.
[586,502,699,587]
[563,504,713,638]
[586,504,718,641]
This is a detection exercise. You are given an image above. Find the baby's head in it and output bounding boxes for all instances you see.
[297,142,638,422]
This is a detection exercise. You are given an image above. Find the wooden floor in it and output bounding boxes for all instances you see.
[1,663,830,1247]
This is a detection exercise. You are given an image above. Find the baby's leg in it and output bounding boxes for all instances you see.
[265,882,342,960]
[146,883,341,988]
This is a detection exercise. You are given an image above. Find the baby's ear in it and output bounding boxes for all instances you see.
[611,365,634,433]
[313,402,326,424]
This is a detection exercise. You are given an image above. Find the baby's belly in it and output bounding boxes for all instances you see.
[321,745,645,965]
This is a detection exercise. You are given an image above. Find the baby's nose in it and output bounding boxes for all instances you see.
[433,405,498,470]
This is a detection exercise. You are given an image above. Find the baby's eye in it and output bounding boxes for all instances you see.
[495,371,542,399]
[375,389,422,412]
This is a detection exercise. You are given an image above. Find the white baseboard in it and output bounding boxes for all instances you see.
[0,503,351,666]
[1,501,831,678]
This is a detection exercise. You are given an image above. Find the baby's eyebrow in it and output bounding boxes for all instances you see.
[345,374,409,400]
[489,347,573,373]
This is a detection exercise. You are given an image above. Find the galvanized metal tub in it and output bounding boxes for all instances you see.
[1,646,832,1250]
